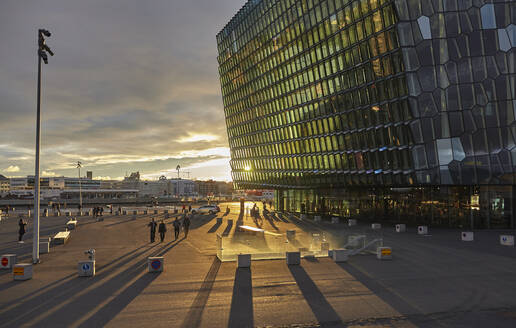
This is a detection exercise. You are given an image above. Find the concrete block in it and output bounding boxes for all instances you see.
[332,249,348,262]
[78,260,95,277]
[348,219,357,226]
[331,217,339,224]
[371,223,381,229]
[148,257,164,272]
[286,230,296,241]
[418,226,428,235]
[13,263,32,281]
[66,219,77,230]
[396,224,406,232]
[1,254,17,269]
[461,231,474,241]
[286,252,300,265]
[237,254,251,268]
[39,242,50,254]
[377,247,392,260]
[500,235,514,246]
[54,231,71,245]
[314,215,322,222]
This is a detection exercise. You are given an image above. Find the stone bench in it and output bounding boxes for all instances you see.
[66,219,78,230]
[54,231,71,245]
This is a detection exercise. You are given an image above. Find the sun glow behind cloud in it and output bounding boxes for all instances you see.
[178,134,220,143]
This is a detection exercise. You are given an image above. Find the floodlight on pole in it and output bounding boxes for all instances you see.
[33,28,54,264]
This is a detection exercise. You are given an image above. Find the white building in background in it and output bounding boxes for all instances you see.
[169,178,195,197]
[0,175,10,194]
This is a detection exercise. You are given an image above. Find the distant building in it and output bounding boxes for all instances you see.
[195,180,234,196]
[0,174,9,194]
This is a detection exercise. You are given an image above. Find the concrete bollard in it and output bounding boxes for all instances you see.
[332,249,348,262]
[13,263,33,281]
[371,223,381,229]
[1,254,17,269]
[348,219,357,226]
[286,252,301,265]
[78,261,95,277]
[377,247,392,260]
[418,226,428,235]
[461,232,474,241]
[331,217,339,224]
[500,235,515,246]
[27,210,31,217]
[154,210,158,215]
[237,254,251,268]
[396,224,406,232]
[286,229,296,241]
[314,215,321,222]
[148,257,164,272]
[39,242,50,254]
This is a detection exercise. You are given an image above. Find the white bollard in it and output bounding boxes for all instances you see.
[500,235,515,246]
[13,263,33,281]
[286,252,300,265]
[396,224,406,232]
[371,223,381,230]
[148,257,164,272]
[39,242,50,254]
[314,215,322,222]
[78,261,95,277]
[377,247,392,260]
[461,232,474,241]
[0,254,17,269]
[331,217,339,224]
[332,249,348,262]
[348,219,357,226]
[418,226,428,235]
[237,254,251,268]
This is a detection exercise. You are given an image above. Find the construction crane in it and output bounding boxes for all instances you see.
[175,165,191,179]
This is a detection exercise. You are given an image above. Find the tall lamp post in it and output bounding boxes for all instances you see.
[33,29,54,264]
[77,161,82,214]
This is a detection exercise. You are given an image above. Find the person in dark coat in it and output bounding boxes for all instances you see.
[158,220,167,242]
[173,218,181,240]
[147,218,157,243]
[188,205,192,213]
[183,215,191,238]
[18,219,27,243]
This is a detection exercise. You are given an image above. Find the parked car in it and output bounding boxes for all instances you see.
[192,205,220,215]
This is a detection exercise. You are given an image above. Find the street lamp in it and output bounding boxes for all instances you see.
[33,29,54,264]
[77,161,82,214]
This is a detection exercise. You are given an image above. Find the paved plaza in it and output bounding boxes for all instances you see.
[1,202,516,327]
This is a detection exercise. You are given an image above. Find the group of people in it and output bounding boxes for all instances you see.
[147,215,191,243]
[93,207,104,217]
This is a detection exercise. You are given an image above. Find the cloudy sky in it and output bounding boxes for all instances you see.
[0,0,243,181]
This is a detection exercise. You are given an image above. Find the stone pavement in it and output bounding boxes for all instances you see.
[0,202,515,327]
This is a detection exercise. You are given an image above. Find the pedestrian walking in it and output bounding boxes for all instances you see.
[183,215,191,238]
[18,218,27,243]
[158,220,167,242]
[100,207,104,216]
[147,218,157,243]
[173,217,181,240]
[188,205,192,213]
[182,204,186,213]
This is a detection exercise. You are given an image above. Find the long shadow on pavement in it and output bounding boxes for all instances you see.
[228,267,253,328]
[0,243,161,327]
[76,239,186,328]
[288,265,342,327]
[181,257,222,328]
[222,220,234,237]
[207,220,223,233]
[336,262,420,321]
[31,239,184,327]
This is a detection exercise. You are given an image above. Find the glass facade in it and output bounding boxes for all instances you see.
[217,0,516,229]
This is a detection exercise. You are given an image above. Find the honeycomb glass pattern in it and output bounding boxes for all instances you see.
[217,0,413,190]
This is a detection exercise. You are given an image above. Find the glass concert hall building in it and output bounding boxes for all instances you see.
[217,0,515,229]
